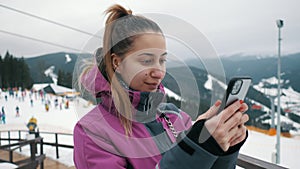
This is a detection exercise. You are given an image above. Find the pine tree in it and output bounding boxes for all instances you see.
[0,51,33,89]
[57,69,72,88]
[57,70,63,86]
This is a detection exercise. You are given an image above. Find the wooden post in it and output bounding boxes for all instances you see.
[55,133,59,159]
[40,138,44,169]
[19,130,22,152]
[9,150,13,163]
[30,140,36,161]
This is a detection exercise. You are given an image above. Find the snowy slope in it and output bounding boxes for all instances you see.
[254,76,300,112]
[240,130,300,169]
[0,90,94,167]
[0,92,87,133]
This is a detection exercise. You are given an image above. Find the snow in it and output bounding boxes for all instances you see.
[164,87,185,101]
[65,54,72,63]
[48,84,75,94]
[1,89,300,168]
[254,85,278,97]
[263,114,300,130]
[204,74,213,90]
[204,74,227,90]
[240,130,300,169]
[260,76,284,85]
[32,83,50,92]
[32,83,75,95]
[0,90,94,167]
[44,66,58,85]
[0,163,18,169]
[254,78,300,112]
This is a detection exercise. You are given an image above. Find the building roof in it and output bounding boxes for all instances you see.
[32,83,75,95]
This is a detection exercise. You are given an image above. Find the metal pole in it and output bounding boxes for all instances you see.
[276,23,282,164]
[271,97,275,128]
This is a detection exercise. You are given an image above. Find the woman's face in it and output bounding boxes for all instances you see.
[115,34,167,92]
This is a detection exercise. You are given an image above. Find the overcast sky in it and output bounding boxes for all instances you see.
[0,0,299,58]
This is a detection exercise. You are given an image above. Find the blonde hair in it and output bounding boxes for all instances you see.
[81,4,163,135]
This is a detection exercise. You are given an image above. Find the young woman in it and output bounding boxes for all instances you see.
[73,4,249,169]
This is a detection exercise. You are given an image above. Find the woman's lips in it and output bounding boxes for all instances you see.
[145,82,159,89]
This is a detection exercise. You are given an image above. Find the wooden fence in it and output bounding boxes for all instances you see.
[0,130,288,169]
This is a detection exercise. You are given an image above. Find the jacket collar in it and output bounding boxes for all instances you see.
[81,66,166,122]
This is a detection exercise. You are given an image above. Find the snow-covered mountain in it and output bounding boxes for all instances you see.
[254,76,300,113]
[44,66,58,85]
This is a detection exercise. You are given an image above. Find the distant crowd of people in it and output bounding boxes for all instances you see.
[0,88,74,125]
[0,105,21,124]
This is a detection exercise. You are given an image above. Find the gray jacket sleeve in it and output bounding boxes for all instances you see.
[211,152,239,169]
[157,133,239,169]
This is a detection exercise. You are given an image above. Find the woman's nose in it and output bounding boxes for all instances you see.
[150,69,165,79]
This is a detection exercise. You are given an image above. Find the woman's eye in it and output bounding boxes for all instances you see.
[160,58,167,64]
[142,59,153,65]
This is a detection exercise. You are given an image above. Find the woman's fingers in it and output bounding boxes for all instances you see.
[219,100,243,123]
[226,113,249,141]
[223,111,243,130]
[229,125,247,146]
[227,113,248,145]
[240,113,249,125]
[205,100,243,134]
[204,100,250,151]
[239,103,249,112]
[196,100,221,121]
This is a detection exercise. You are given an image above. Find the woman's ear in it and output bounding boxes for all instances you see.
[111,53,121,73]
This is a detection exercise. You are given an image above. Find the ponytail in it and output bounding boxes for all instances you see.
[102,4,134,136]
[105,4,132,25]
[97,4,163,136]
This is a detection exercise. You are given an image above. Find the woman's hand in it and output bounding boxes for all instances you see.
[195,100,222,121]
[196,100,249,151]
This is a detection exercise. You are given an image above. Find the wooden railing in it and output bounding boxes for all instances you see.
[0,130,288,169]
[0,130,73,159]
[0,135,45,169]
[237,153,288,169]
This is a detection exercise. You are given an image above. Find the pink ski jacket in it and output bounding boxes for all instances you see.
[73,66,240,169]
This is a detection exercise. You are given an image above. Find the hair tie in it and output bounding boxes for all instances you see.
[127,9,132,15]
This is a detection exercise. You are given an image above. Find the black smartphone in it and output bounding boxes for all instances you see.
[217,77,252,114]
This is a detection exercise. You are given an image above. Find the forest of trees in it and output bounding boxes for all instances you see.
[57,69,72,88]
[0,51,33,89]
[0,52,74,90]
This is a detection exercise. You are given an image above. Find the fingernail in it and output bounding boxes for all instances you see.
[239,100,244,104]
[215,100,221,107]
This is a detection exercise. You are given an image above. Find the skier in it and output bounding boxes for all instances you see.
[54,98,58,109]
[26,116,39,152]
[65,100,69,109]
[1,111,6,124]
[16,106,20,117]
[27,116,38,134]
[45,103,49,112]
[1,106,6,124]
[1,106,4,115]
